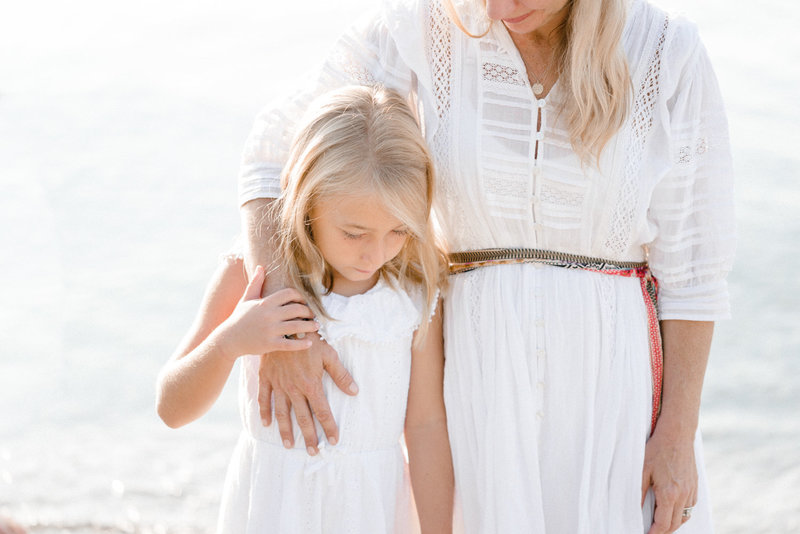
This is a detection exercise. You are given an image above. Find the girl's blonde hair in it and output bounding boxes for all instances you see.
[444,0,631,164]
[275,86,447,342]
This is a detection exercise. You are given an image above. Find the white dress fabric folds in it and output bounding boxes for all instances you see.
[217,279,430,534]
[237,0,735,532]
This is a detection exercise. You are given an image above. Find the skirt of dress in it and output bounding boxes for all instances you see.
[217,433,416,534]
[443,263,713,533]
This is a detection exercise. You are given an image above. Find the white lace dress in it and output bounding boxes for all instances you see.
[217,278,428,534]
[237,1,736,532]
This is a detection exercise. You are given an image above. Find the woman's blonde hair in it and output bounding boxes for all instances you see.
[444,0,631,164]
[274,86,447,342]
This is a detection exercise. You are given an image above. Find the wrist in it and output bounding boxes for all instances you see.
[652,409,698,442]
[210,323,242,363]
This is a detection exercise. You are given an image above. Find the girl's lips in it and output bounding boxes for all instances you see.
[503,10,535,24]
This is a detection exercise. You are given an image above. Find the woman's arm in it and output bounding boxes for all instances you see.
[405,302,454,533]
[642,319,713,534]
[241,199,358,455]
[155,260,317,428]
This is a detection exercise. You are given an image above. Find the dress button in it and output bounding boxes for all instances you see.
[537,381,545,389]
[535,319,545,327]
[536,410,544,420]
[537,349,546,357]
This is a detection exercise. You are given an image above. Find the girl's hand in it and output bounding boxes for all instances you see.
[641,423,698,534]
[216,265,319,359]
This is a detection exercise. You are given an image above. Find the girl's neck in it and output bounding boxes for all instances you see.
[330,272,381,297]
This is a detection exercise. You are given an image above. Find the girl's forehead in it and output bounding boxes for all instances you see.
[315,194,404,229]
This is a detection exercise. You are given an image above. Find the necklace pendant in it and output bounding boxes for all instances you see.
[532,82,544,96]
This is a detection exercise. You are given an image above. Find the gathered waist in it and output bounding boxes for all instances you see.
[448,247,662,435]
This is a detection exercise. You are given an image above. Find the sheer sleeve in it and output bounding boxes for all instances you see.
[237,6,418,205]
[647,22,737,321]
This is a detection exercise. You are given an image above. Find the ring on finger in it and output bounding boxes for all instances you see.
[682,506,693,519]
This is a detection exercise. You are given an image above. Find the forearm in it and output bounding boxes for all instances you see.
[406,420,455,533]
[240,197,288,293]
[655,320,714,440]
[156,330,237,428]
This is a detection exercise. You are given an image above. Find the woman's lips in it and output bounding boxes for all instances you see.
[503,10,535,24]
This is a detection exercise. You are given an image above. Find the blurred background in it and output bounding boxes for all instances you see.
[1,0,797,532]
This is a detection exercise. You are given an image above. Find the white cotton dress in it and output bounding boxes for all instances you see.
[217,278,428,534]
[237,1,737,532]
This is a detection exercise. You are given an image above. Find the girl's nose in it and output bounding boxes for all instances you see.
[363,240,386,268]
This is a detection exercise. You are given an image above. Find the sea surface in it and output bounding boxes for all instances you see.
[1,0,798,532]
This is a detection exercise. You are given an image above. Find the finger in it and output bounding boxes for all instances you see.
[272,391,295,448]
[670,504,683,532]
[641,466,652,506]
[276,302,316,321]
[258,380,273,426]
[270,337,314,352]
[307,387,338,446]
[324,348,358,396]
[242,265,265,301]
[268,287,309,306]
[648,502,672,534]
[289,392,319,455]
[279,319,320,337]
[257,354,272,426]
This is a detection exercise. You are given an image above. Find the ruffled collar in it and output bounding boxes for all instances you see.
[316,277,422,345]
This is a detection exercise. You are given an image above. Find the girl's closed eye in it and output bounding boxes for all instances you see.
[343,231,364,240]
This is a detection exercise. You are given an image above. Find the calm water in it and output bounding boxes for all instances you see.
[1,0,798,532]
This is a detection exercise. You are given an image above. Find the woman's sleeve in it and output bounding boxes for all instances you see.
[237,8,417,205]
[647,25,737,321]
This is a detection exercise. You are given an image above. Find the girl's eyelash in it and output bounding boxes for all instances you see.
[344,232,363,240]
[393,229,409,236]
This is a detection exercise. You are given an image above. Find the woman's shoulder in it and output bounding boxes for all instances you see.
[624,1,705,84]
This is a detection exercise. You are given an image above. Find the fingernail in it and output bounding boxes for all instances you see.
[328,436,338,446]
[307,446,317,456]
[349,383,359,394]
[283,440,291,449]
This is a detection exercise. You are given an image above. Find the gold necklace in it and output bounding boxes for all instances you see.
[526,51,555,97]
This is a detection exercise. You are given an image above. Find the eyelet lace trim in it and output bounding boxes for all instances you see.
[605,14,669,256]
[482,62,526,86]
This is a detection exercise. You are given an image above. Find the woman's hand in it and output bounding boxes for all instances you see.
[258,335,359,455]
[216,265,320,359]
[641,421,698,534]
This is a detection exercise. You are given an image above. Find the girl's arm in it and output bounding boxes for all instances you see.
[405,302,454,533]
[155,259,317,429]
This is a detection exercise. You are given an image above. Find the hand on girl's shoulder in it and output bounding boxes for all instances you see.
[211,262,320,360]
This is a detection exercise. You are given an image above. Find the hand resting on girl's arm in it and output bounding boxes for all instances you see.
[156,262,318,429]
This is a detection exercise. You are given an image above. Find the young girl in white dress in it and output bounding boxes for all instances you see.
[156,86,454,534]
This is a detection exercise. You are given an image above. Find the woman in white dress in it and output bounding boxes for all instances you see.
[238,0,735,532]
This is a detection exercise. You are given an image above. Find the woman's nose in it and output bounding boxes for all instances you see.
[485,0,519,21]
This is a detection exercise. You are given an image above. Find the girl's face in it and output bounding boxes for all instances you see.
[485,0,571,37]
[310,193,410,296]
